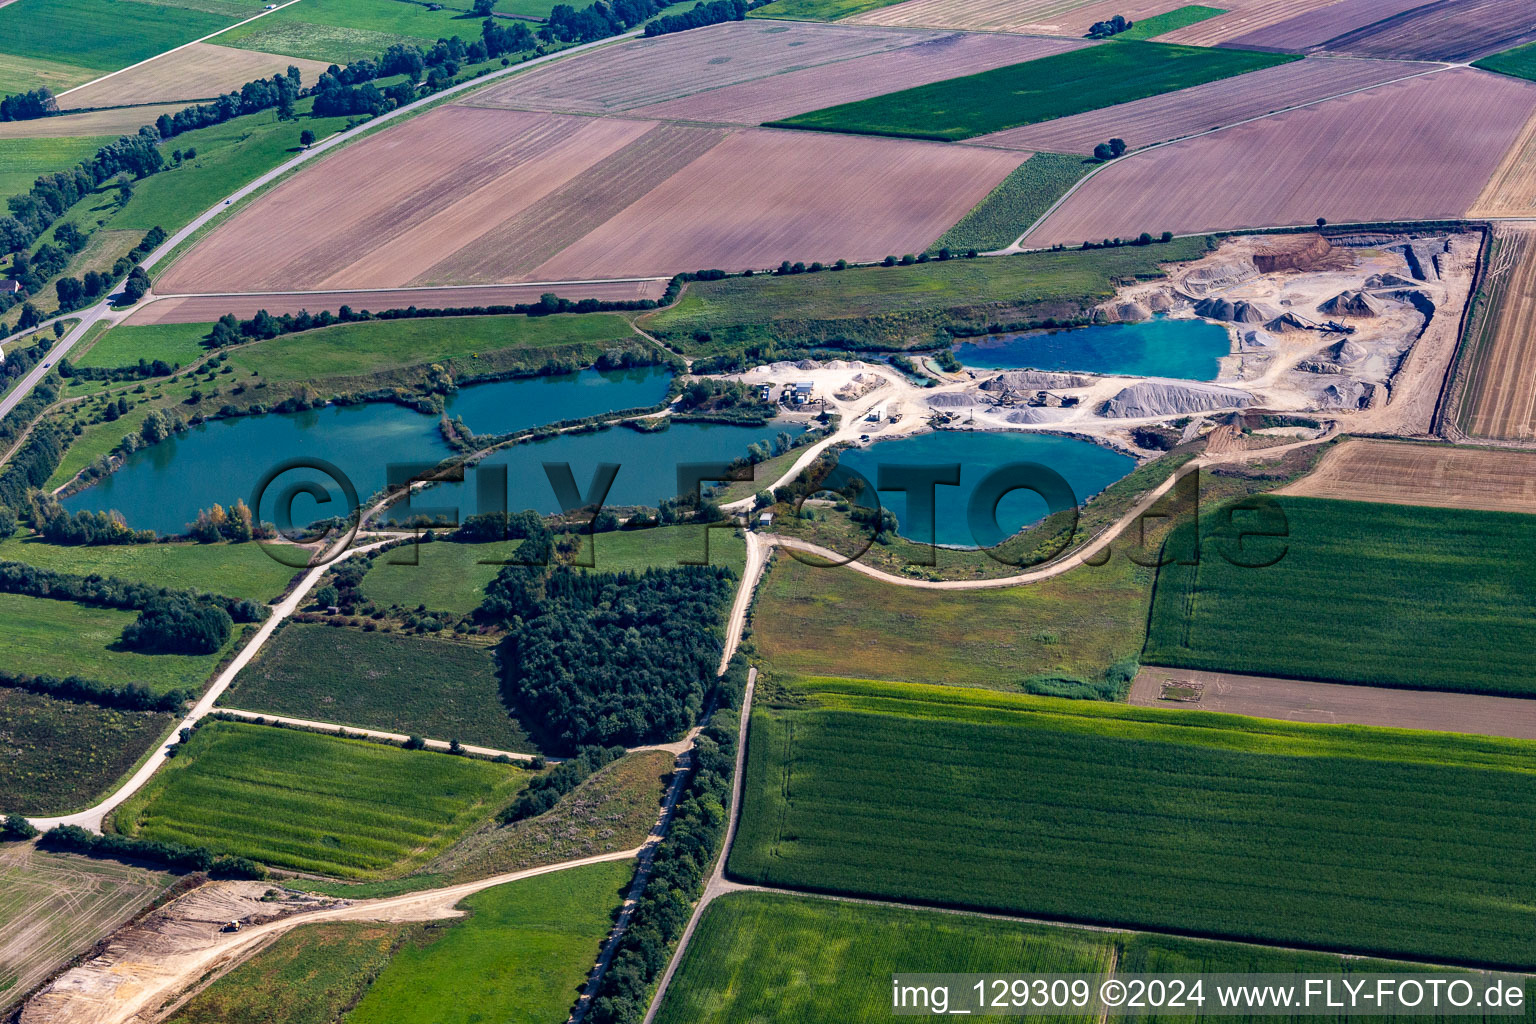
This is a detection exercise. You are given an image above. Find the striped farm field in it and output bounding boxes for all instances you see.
[1456,227,1536,440]
[1156,0,1347,46]
[729,677,1536,968]
[1469,107,1536,218]
[1219,0,1429,52]
[114,721,528,877]
[1025,69,1536,247]
[0,106,188,139]
[1143,497,1536,696]
[1279,439,1536,514]
[845,0,1191,37]
[59,44,330,108]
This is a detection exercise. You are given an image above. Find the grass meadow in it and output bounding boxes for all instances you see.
[1116,5,1226,40]
[359,540,518,616]
[745,0,906,19]
[584,523,747,575]
[75,322,214,370]
[639,237,1211,354]
[0,535,298,602]
[345,860,634,1024]
[931,153,1092,253]
[0,591,235,695]
[1144,497,1536,696]
[1475,41,1536,82]
[0,688,173,815]
[218,0,504,62]
[0,51,99,96]
[772,43,1297,140]
[222,623,539,752]
[729,677,1536,968]
[116,721,527,877]
[0,136,112,199]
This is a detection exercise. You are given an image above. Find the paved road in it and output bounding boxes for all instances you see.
[0,301,122,420]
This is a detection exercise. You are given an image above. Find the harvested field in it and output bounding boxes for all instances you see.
[980,56,1419,154]
[1221,0,1429,52]
[1279,439,1536,513]
[1469,107,1536,218]
[1158,0,1349,46]
[846,0,1187,36]
[127,280,669,324]
[462,20,942,114]
[157,107,665,294]
[1456,228,1536,440]
[630,32,1084,126]
[0,843,172,1016]
[1130,666,1536,739]
[529,129,1023,281]
[59,44,330,109]
[0,103,187,139]
[1316,0,1536,61]
[1025,70,1536,247]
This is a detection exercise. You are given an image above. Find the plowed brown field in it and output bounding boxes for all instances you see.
[1159,0,1348,46]
[462,20,940,114]
[631,32,1082,126]
[845,0,1173,36]
[59,44,330,109]
[1458,228,1536,441]
[980,56,1418,153]
[1316,0,1536,61]
[0,103,188,138]
[127,280,670,324]
[528,128,1023,281]
[1470,107,1536,218]
[1221,0,1428,52]
[1025,69,1536,247]
[1280,438,1536,512]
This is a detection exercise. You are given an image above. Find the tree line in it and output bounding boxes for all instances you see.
[40,824,266,878]
[498,742,626,822]
[643,0,746,36]
[0,667,190,712]
[0,87,54,122]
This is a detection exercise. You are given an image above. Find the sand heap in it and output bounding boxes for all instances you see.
[1252,233,1333,273]
[1194,298,1274,323]
[926,392,974,408]
[1264,312,1311,334]
[1317,380,1376,410]
[1318,290,1380,318]
[1101,381,1250,418]
[1179,260,1256,297]
[1098,300,1152,323]
[979,370,1094,392]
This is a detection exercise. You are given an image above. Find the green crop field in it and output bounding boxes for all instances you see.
[0,137,112,199]
[0,591,234,695]
[222,623,539,752]
[753,552,1149,689]
[931,153,1092,253]
[585,523,747,575]
[1474,41,1536,82]
[218,0,493,62]
[228,314,639,383]
[656,891,1115,1024]
[745,0,908,20]
[1116,5,1226,40]
[730,677,1536,968]
[359,541,520,615]
[0,536,298,602]
[771,43,1296,140]
[75,322,214,371]
[638,237,1211,355]
[116,721,527,877]
[346,860,633,1024]
[1144,497,1536,696]
[0,51,100,96]
[0,0,236,74]
[0,687,173,815]
[164,922,423,1024]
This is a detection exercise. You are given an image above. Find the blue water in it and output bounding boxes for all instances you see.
[834,431,1136,549]
[953,316,1231,381]
[62,368,797,536]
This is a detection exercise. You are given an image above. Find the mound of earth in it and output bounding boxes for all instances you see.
[1101,381,1251,418]
[1264,312,1311,333]
[1365,272,1419,289]
[1319,290,1380,318]
[927,392,974,408]
[1194,298,1275,323]
[1317,380,1376,410]
[1253,234,1333,273]
[1004,407,1072,424]
[1326,337,1369,365]
[1179,261,1257,297]
[979,370,1094,392]
[1143,287,1184,313]
[1097,300,1152,323]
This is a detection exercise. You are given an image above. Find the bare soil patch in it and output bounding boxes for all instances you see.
[979,56,1417,154]
[1315,0,1536,61]
[60,45,330,109]
[1158,0,1352,46]
[1130,666,1536,739]
[1221,0,1429,52]
[1470,108,1536,218]
[1025,70,1536,247]
[1455,228,1536,440]
[0,103,187,139]
[1280,438,1536,512]
[847,0,1187,36]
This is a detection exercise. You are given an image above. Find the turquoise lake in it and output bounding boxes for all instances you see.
[834,431,1136,549]
[63,367,793,535]
[953,316,1231,381]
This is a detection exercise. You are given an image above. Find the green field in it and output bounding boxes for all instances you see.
[222,623,539,751]
[1116,5,1226,40]
[0,136,111,199]
[0,0,237,74]
[585,523,747,575]
[745,0,907,20]
[346,860,633,1024]
[0,535,297,602]
[218,0,494,62]
[656,891,1115,1024]
[164,922,422,1024]
[0,591,234,695]
[359,540,519,615]
[771,43,1296,141]
[0,51,100,96]
[0,687,173,815]
[117,721,527,876]
[1473,40,1536,82]
[730,677,1536,968]
[75,322,214,370]
[931,153,1091,253]
[227,313,640,383]
[1144,497,1536,696]
[753,552,1148,689]
[639,237,1210,355]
